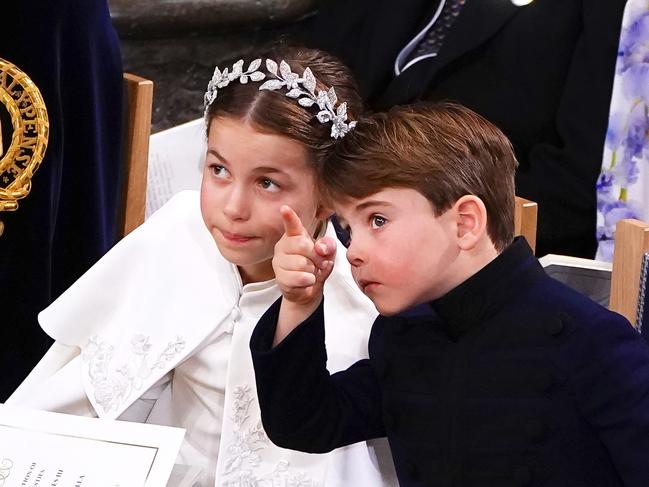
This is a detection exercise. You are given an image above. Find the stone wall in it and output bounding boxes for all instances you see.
[111,0,317,131]
[110,0,317,37]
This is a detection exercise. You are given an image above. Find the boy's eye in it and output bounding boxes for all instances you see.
[371,215,387,229]
[259,178,280,192]
[210,164,229,178]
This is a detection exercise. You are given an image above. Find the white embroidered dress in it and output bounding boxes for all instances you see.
[8,191,395,487]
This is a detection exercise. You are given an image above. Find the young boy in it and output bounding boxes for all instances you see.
[250,102,649,487]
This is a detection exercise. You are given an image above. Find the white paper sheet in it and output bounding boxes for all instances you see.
[0,405,184,487]
[146,119,205,218]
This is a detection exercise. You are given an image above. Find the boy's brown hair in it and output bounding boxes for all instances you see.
[321,102,518,251]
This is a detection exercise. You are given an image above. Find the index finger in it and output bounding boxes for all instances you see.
[280,205,306,237]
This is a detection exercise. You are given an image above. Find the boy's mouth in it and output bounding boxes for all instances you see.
[358,278,380,294]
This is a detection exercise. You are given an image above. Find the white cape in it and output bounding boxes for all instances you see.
[9,190,397,487]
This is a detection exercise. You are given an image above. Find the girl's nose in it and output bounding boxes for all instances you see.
[222,186,250,221]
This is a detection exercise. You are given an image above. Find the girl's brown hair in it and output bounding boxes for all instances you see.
[322,102,519,251]
[205,46,363,168]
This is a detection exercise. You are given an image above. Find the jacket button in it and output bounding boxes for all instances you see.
[513,466,532,486]
[547,316,564,336]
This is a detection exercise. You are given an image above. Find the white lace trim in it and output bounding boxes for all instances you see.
[220,384,323,487]
[81,334,186,414]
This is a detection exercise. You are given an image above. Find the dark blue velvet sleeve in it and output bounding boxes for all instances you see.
[250,297,386,453]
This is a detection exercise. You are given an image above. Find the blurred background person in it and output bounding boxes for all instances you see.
[0,0,123,400]
[303,0,627,259]
[596,0,649,261]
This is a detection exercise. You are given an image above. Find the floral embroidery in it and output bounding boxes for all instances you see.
[81,334,185,414]
[597,0,649,260]
[220,384,322,487]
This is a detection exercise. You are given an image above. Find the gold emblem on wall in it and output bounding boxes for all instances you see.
[0,58,49,237]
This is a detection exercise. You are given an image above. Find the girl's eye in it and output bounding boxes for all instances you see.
[371,215,387,229]
[260,178,280,192]
[210,164,229,178]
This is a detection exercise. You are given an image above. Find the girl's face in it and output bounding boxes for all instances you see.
[200,116,328,284]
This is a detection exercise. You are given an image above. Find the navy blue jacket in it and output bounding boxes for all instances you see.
[251,238,649,486]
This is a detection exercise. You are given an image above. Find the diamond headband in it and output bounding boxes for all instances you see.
[204,58,357,139]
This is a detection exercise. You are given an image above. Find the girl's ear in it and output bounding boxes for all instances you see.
[315,204,334,221]
[312,205,334,239]
[453,195,489,251]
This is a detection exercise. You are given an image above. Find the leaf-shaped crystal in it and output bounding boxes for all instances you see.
[266,59,278,75]
[316,90,329,110]
[327,87,338,107]
[259,79,284,91]
[286,88,302,99]
[250,71,265,82]
[232,60,244,76]
[303,68,317,93]
[248,59,262,72]
[298,97,315,107]
[337,102,348,117]
[286,73,300,89]
[279,60,292,79]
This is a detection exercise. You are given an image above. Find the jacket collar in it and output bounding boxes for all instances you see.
[429,237,545,340]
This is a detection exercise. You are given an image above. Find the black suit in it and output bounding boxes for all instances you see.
[306,0,626,258]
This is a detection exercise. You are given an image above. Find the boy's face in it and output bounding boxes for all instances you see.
[200,117,325,284]
[335,187,461,315]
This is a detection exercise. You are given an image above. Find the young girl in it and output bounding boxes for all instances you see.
[8,47,395,487]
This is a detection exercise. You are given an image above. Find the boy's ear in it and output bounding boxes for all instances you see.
[453,195,489,250]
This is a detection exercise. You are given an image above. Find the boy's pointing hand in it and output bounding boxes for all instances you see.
[274,206,336,305]
[273,206,336,345]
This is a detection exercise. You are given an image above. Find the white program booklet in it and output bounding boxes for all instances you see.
[146,118,205,218]
[0,404,185,487]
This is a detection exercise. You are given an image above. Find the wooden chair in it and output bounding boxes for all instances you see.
[514,196,538,254]
[119,72,153,238]
[609,219,649,327]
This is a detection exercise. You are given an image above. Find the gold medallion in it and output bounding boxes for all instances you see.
[0,58,49,237]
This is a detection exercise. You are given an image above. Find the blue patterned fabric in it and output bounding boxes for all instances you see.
[597,0,649,261]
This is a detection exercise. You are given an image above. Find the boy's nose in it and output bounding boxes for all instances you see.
[346,240,365,267]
